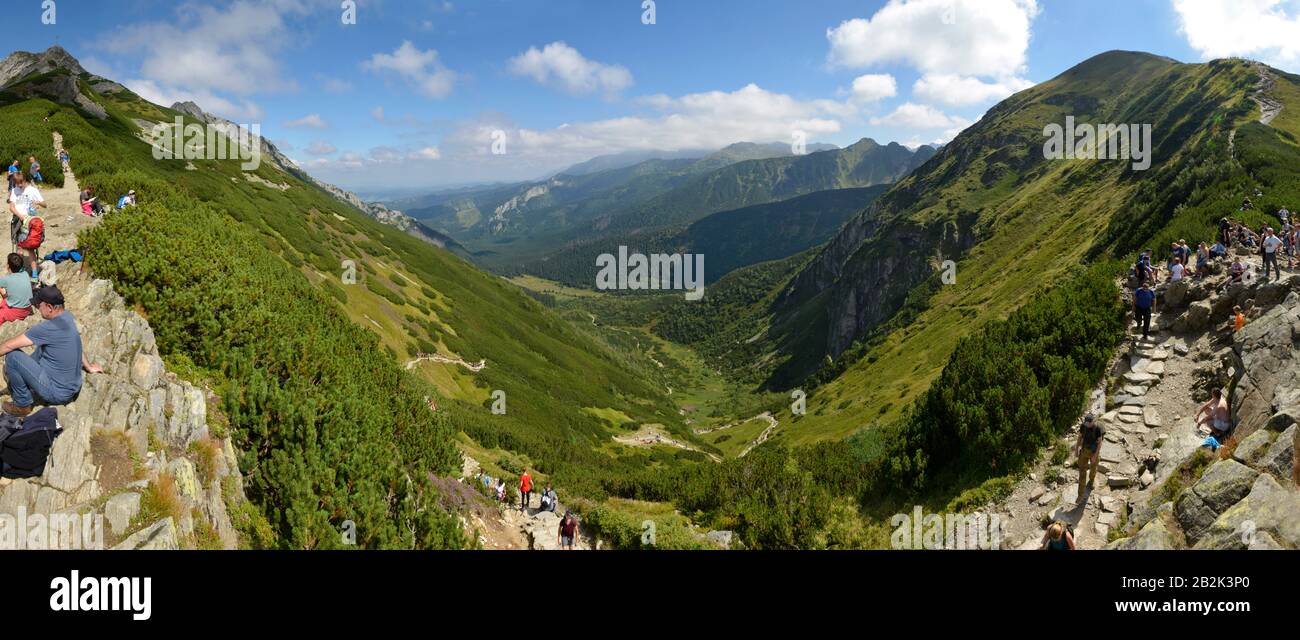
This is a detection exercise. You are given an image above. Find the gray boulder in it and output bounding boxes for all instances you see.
[1193,474,1300,549]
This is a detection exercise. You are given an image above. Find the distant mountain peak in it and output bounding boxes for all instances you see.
[0,45,88,88]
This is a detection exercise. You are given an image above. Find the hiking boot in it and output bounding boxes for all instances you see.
[2,401,32,417]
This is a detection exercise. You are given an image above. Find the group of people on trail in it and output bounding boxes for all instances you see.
[472,467,577,549]
[0,151,106,428]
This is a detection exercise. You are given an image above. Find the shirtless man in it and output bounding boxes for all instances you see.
[1196,388,1231,439]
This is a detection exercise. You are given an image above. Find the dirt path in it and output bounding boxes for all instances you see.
[615,423,722,462]
[404,352,486,372]
[34,132,97,256]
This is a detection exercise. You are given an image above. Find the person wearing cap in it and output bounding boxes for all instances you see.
[1074,413,1105,501]
[117,190,136,210]
[0,286,103,416]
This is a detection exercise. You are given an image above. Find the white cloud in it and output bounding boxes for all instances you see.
[870,103,972,130]
[410,146,441,160]
[363,41,457,98]
[912,74,1035,107]
[285,114,328,129]
[307,141,337,156]
[370,106,386,122]
[96,1,324,121]
[441,84,846,174]
[1172,0,1300,67]
[827,0,1039,77]
[127,78,263,121]
[508,42,633,97]
[849,74,898,103]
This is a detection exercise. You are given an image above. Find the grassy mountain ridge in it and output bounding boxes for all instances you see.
[658,52,1271,446]
[520,185,888,286]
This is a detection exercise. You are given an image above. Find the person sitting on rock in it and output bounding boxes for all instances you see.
[1168,257,1185,282]
[1210,240,1227,259]
[1040,521,1076,550]
[0,253,32,324]
[1074,413,1104,500]
[1228,257,1247,286]
[0,286,104,416]
[1233,305,1246,333]
[1195,388,1232,441]
[1194,242,1209,278]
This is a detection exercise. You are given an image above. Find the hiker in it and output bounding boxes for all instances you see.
[79,184,101,216]
[1228,257,1247,285]
[1242,195,1253,211]
[10,173,46,281]
[1194,242,1209,278]
[117,190,137,209]
[0,254,32,324]
[27,157,41,184]
[1040,521,1076,550]
[1074,413,1104,500]
[1219,218,1232,247]
[1134,249,1156,286]
[557,511,580,550]
[1168,257,1185,282]
[6,160,17,192]
[1210,239,1227,259]
[1281,207,1291,225]
[1195,388,1232,441]
[1262,227,1283,282]
[519,469,533,511]
[58,149,69,167]
[1133,281,1155,340]
[494,478,506,504]
[0,286,104,416]
[540,484,558,512]
[1233,305,1246,332]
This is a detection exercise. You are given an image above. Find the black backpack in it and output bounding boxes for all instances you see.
[0,407,62,478]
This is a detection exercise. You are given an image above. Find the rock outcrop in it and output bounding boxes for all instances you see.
[0,259,249,550]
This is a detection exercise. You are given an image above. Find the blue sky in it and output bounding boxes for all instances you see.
[10,0,1300,193]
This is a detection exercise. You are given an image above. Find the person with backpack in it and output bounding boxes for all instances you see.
[0,286,103,417]
[0,253,32,324]
[10,172,46,281]
[1040,521,1076,550]
[1074,413,1104,500]
[557,511,580,550]
[519,469,533,511]
[117,190,136,209]
[1132,281,1155,341]
[27,157,41,184]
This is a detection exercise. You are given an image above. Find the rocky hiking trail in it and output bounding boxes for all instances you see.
[995,249,1299,550]
[0,133,250,549]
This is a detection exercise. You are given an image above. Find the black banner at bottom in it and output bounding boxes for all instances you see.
[6,550,1290,628]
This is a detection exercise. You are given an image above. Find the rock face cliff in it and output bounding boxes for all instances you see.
[0,265,249,550]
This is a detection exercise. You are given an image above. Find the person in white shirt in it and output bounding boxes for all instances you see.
[1262,227,1284,282]
[1169,257,1185,282]
[8,172,45,255]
